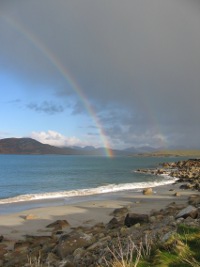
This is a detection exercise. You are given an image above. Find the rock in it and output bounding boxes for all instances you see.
[24,214,38,220]
[14,241,30,252]
[175,205,198,219]
[60,260,76,267]
[107,217,123,229]
[0,236,4,243]
[56,231,94,259]
[149,216,156,223]
[143,188,153,195]
[176,217,184,224]
[133,223,141,228]
[0,244,7,258]
[188,194,200,206]
[174,192,181,197]
[161,231,175,243]
[124,213,149,227]
[46,252,60,266]
[46,219,70,230]
[111,207,129,217]
[87,236,111,251]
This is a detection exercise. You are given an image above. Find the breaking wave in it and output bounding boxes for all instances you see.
[0,176,177,204]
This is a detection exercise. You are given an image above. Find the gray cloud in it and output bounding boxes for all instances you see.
[1,0,200,148]
[27,101,64,115]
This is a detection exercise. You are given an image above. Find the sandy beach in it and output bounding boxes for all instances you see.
[0,182,194,241]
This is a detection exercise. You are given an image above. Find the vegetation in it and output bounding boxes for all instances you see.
[99,225,200,267]
[144,150,200,157]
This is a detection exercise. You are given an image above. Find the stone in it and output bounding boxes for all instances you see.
[175,205,198,219]
[174,192,181,197]
[0,244,7,258]
[176,217,184,224]
[161,231,175,243]
[124,213,149,227]
[143,188,153,195]
[56,231,94,259]
[46,252,60,266]
[107,217,122,229]
[24,214,38,220]
[188,194,200,206]
[14,241,30,252]
[111,207,129,217]
[46,219,70,230]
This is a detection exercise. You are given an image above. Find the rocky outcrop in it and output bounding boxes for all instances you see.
[137,159,200,191]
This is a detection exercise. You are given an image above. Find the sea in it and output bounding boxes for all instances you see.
[0,154,184,214]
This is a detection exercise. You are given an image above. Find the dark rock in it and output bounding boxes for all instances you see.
[124,213,149,227]
[0,236,4,243]
[107,217,123,229]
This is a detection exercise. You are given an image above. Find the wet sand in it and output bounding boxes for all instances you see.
[0,182,194,240]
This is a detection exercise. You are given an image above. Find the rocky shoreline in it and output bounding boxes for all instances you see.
[0,159,200,267]
[137,158,200,191]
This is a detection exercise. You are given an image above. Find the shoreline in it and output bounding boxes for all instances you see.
[0,182,196,240]
[0,173,177,214]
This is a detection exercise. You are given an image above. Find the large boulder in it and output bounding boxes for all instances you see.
[124,213,149,227]
[175,205,198,219]
[56,231,95,259]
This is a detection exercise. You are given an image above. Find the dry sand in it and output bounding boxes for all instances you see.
[0,183,194,240]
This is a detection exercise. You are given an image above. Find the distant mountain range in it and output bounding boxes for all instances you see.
[0,137,198,156]
[0,138,120,156]
[0,137,158,156]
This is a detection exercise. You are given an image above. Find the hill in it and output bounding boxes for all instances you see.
[0,138,75,155]
[0,138,118,156]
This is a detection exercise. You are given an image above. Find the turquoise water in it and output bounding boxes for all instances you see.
[0,155,181,207]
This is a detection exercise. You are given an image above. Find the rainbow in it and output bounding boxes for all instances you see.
[3,15,113,157]
[136,89,168,149]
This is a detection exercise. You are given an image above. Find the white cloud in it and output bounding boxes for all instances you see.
[31,130,84,147]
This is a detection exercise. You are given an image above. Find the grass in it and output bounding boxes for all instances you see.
[99,225,200,267]
[145,150,200,157]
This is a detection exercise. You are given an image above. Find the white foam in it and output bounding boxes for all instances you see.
[0,177,177,204]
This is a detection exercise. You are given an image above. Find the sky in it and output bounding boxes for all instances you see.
[0,0,200,150]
